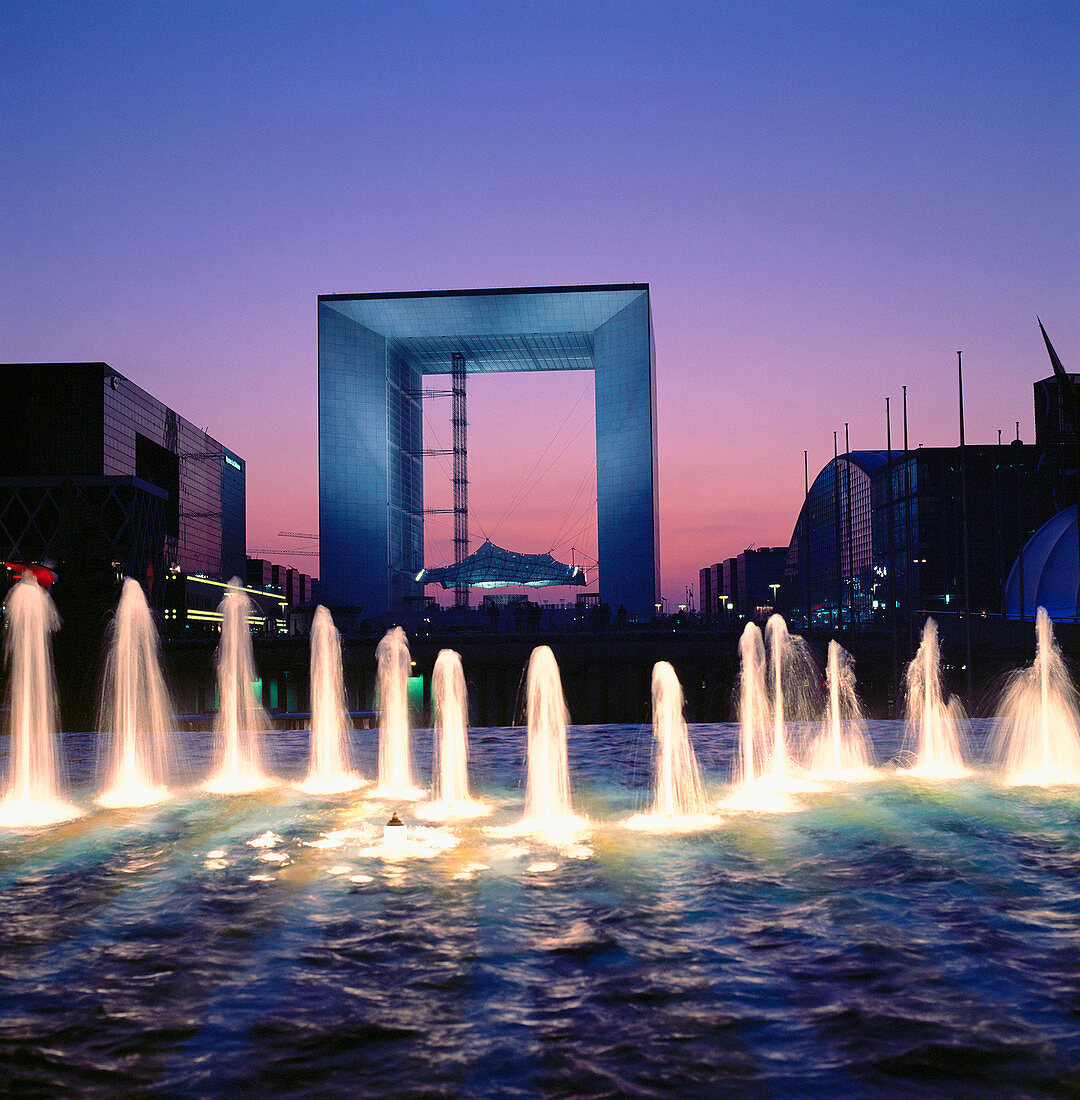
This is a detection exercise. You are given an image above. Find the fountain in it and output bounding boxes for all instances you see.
[992,607,1080,786]
[300,605,364,794]
[721,621,802,812]
[417,648,490,820]
[372,626,423,799]
[902,617,969,778]
[0,571,79,827]
[97,578,175,807]
[518,644,587,839]
[764,614,819,785]
[626,662,714,831]
[203,580,271,793]
[735,622,769,786]
[807,639,875,780]
[649,662,708,815]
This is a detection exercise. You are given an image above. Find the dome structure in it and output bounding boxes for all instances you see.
[1003,505,1080,621]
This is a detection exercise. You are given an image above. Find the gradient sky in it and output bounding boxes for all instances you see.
[2,1,1076,605]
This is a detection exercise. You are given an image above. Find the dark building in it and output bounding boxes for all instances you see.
[738,547,787,620]
[784,326,1080,629]
[165,573,287,636]
[0,362,246,730]
[698,565,714,623]
[872,445,1057,622]
[245,557,317,634]
[0,363,246,599]
[697,548,785,624]
[782,451,887,628]
[781,445,1062,628]
[246,557,274,591]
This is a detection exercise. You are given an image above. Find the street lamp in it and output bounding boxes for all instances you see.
[769,583,780,612]
[912,557,926,614]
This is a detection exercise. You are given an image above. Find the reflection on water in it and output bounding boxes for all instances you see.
[1,721,1080,1095]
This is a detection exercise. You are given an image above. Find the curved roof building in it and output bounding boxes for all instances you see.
[1003,504,1080,621]
[782,451,888,628]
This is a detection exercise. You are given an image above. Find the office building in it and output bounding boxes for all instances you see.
[698,548,785,623]
[0,363,245,599]
[781,445,1061,627]
[318,285,659,620]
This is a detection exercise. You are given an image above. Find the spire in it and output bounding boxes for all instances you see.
[1039,316,1072,391]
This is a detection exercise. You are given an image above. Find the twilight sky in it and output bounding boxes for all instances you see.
[1,1,1076,606]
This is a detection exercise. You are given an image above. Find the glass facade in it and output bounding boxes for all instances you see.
[318,285,659,619]
[871,446,1059,621]
[102,368,239,577]
[782,451,886,628]
[0,362,244,583]
[783,445,1064,629]
[220,449,247,582]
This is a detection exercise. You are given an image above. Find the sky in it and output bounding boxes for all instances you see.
[1,0,1076,606]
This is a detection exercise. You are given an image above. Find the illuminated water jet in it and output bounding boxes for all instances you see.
[300,605,364,794]
[203,580,271,794]
[807,640,875,781]
[417,649,490,821]
[735,622,769,786]
[513,645,587,841]
[371,627,423,800]
[993,607,1080,787]
[901,617,969,778]
[97,578,175,807]
[720,621,801,812]
[765,614,819,788]
[0,571,79,827]
[625,661,715,832]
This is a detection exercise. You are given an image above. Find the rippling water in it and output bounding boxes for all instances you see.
[2,721,1080,1097]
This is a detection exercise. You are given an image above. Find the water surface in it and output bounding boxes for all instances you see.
[1,721,1079,1097]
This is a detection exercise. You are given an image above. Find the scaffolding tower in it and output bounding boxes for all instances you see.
[452,352,469,608]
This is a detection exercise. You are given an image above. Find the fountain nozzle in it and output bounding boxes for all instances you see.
[383,810,407,854]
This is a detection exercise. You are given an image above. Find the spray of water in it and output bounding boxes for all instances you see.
[765,614,819,780]
[0,572,79,827]
[97,578,175,807]
[372,627,422,799]
[623,662,718,832]
[901,617,969,778]
[649,662,707,817]
[721,621,803,812]
[992,607,1080,786]
[301,605,364,794]
[807,640,874,779]
[417,649,491,821]
[432,649,470,804]
[523,645,574,821]
[735,622,770,786]
[204,580,271,793]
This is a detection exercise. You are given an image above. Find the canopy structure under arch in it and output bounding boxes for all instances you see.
[416,540,586,590]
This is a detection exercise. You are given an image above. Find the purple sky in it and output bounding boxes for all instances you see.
[2,1,1076,606]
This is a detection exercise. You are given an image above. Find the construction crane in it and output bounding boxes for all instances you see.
[247,548,320,558]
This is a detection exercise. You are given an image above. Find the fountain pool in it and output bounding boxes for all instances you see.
[1,719,1079,1095]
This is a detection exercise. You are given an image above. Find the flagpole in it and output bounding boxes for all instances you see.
[958,350,973,711]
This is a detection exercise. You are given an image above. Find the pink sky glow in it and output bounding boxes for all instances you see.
[1,2,1076,606]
